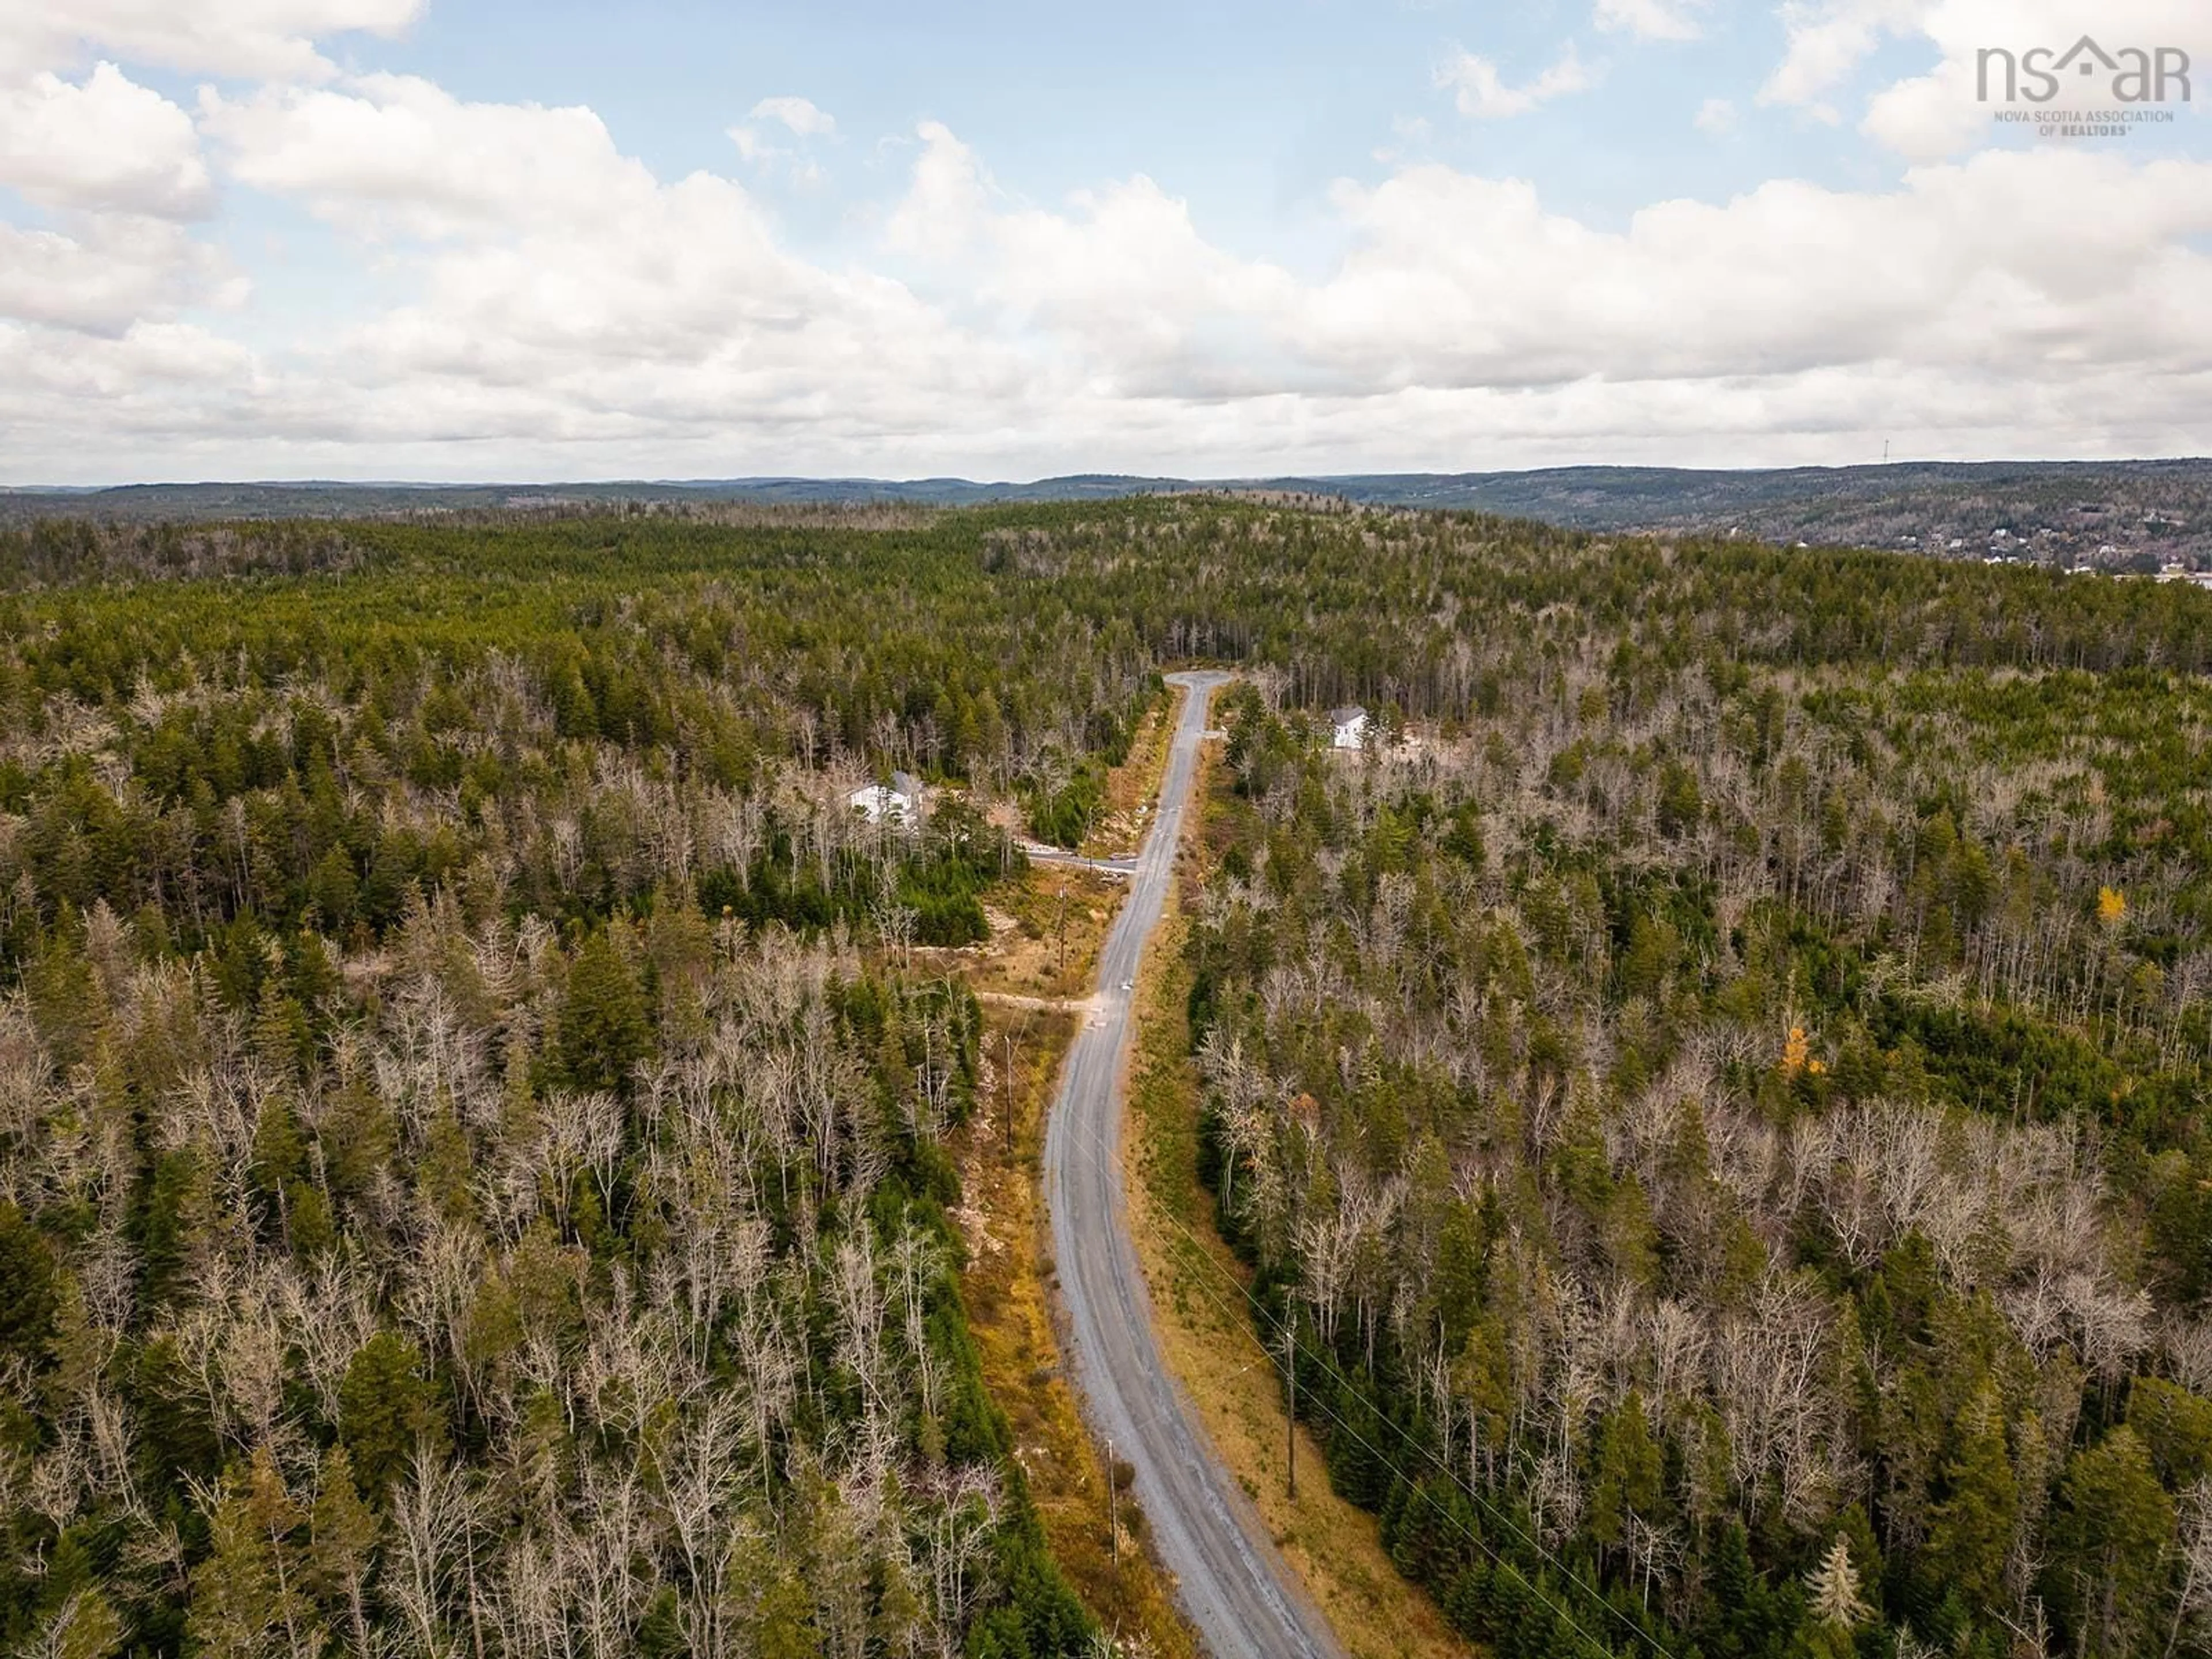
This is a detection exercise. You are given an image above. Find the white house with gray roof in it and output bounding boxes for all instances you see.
[848,769,924,824]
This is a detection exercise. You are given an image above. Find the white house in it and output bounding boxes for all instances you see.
[848,769,923,824]
[1330,706,1369,751]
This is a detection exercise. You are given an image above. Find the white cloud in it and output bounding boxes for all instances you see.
[1437,41,1597,119]
[7,24,2212,483]
[183,91,1035,460]
[1295,151,2212,390]
[749,95,835,138]
[884,119,995,259]
[884,123,1305,396]
[1694,96,1738,132]
[1594,0,1709,43]
[0,0,423,82]
[0,63,211,218]
[0,216,240,334]
[1853,0,2212,160]
[1759,0,1928,109]
[202,74,654,240]
[1859,54,1983,159]
[726,94,835,185]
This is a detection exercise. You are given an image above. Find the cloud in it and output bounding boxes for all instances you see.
[884,119,995,259]
[1853,0,2212,160]
[883,123,1306,396]
[7,27,2212,483]
[0,217,241,334]
[0,63,211,218]
[1437,41,1597,119]
[1594,0,1709,42]
[726,94,835,184]
[1297,151,2212,390]
[202,74,654,240]
[183,91,1034,459]
[749,95,834,138]
[1694,96,1738,133]
[1758,0,1928,109]
[0,0,423,82]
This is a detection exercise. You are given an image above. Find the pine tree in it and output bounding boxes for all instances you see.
[338,1332,445,1497]
[32,1586,126,1659]
[1923,1381,2016,1615]
[0,1201,58,1355]
[189,1449,320,1659]
[1801,1534,1870,1659]
[2045,1426,2175,1658]
[557,927,650,1093]
[1589,1391,1665,1562]
[306,1446,380,1656]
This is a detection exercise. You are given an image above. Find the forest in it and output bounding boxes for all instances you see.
[0,508,1159,1659]
[0,497,2209,1657]
[1180,521,2212,1657]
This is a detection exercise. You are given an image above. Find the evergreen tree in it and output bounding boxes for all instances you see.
[188,1449,320,1659]
[337,1332,445,1497]
[28,1587,125,1659]
[0,1201,57,1355]
[1801,1534,1870,1658]
[1589,1391,1665,1565]
[2044,1426,2175,1657]
[1922,1380,2016,1615]
[557,927,650,1094]
[306,1446,380,1655]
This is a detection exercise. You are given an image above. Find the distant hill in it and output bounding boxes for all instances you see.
[5,459,2208,565]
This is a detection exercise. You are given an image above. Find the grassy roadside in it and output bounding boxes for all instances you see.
[941,682,1202,1659]
[1082,679,1183,859]
[951,1004,1197,1657]
[1122,743,1475,1659]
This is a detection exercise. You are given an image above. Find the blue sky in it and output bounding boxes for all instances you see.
[0,0,2208,482]
[337,2,1927,249]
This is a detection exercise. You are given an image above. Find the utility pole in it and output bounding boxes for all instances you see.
[1285,1321,1297,1499]
[1054,882,1069,979]
[1107,1436,1119,1565]
[1002,1027,1017,1158]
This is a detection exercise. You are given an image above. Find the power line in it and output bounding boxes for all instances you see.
[1043,681,1680,1659]
[1059,1101,1680,1659]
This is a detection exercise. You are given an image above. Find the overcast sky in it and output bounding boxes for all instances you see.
[2,0,2209,483]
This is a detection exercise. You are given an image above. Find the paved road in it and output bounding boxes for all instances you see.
[1024,846,1139,876]
[1044,671,1346,1659]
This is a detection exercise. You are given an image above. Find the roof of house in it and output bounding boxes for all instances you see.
[1330,705,1368,725]
[891,770,922,797]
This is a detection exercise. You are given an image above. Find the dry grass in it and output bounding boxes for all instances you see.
[1081,683,1184,859]
[949,1005,1196,1657]
[1120,746,1476,1659]
[937,698,1209,1658]
[941,684,1463,1659]
[908,861,1122,1002]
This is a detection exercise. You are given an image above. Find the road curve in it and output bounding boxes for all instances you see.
[1044,671,1347,1659]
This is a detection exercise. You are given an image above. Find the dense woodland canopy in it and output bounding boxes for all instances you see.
[1181,522,2212,1657]
[0,498,2209,1657]
[0,508,1158,1659]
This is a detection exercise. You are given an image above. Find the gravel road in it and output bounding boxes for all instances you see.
[1043,670,1346,1659]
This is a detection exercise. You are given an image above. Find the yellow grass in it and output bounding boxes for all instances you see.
[949,1003,1198,1657]
[937,698,1217,1658]
[942,683,1463,1659]
[1120,746,1476,1659]
[1081,682,1185,859]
